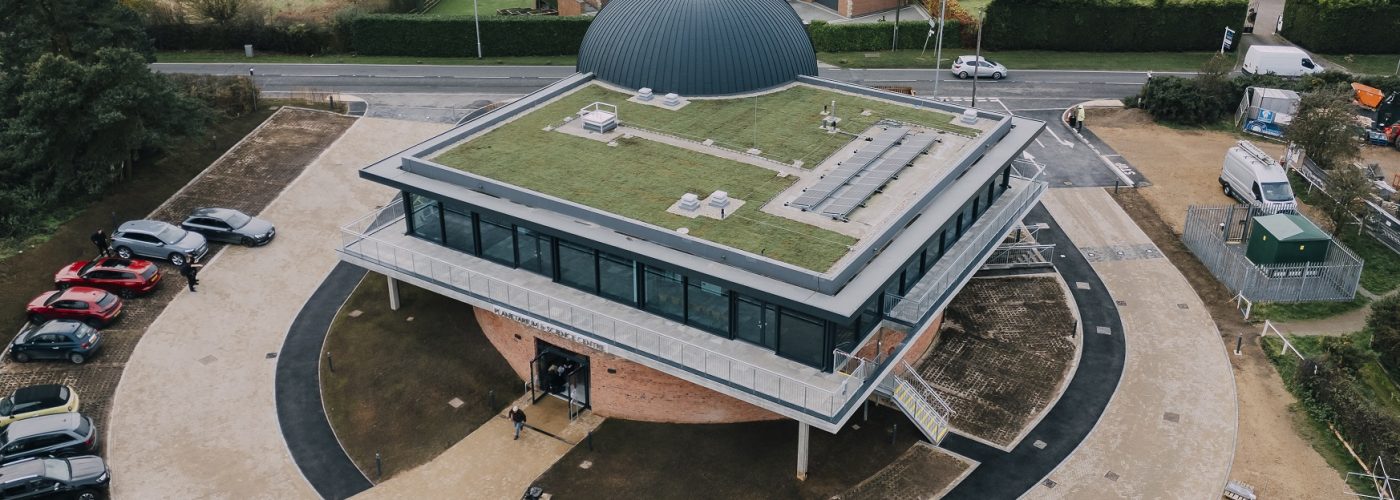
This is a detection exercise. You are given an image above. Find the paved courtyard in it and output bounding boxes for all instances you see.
[1029,188,1237,498]
[107,116,451,497]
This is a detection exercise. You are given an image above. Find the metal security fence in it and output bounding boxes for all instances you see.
[1182,205,1364,303]
[1365,201,1400,255]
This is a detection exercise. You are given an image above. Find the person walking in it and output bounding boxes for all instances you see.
[508,406,527,440]
[90,230,110,258]
[1075,105,1086,131]
[180,254,202,292]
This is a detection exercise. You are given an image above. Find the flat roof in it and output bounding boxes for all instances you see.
[426,81,990,273]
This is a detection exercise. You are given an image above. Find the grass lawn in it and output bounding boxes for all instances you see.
[817,50,1232,71]
[426,0,533,15]
[1251,297,1371,322]
[321,273,520,480]
[1339,230,1400,294]
[156,51,577,66]
[1324,54,1400,76]
[435,83,979,271]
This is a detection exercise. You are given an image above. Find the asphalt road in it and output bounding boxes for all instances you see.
[153,63,1193,122]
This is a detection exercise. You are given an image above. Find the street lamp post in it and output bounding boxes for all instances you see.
[932,0,947,98]
[473,0,483,59]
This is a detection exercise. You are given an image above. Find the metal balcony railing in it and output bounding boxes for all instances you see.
[338,199,874,423]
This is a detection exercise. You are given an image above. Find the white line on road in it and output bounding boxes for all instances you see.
[1044,127,1075,148]
[1035,138,1045,148]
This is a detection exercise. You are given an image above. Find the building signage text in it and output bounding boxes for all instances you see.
[492,306,609,354]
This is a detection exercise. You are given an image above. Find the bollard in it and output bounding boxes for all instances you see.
[890,423,898,445]
[1235,335,1243,355]
[488,389,495,409]
[863,400,869,422]
[1114,180,1120,194]
[327,351,334,373]
[375,452,382,480]
[587,430,595,451]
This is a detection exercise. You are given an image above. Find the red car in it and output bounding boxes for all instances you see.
[25,288,122,327]
[54,257,162,298]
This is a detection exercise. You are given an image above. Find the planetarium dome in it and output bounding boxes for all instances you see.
[575,0,819,96]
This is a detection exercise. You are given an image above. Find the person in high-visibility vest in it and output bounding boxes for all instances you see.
[1076,105,1086,131]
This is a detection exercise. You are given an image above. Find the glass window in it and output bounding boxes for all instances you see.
[687,279,729,335]
[832,318,858,354]
[643,267,685,321]
[778,309,826,368]
[556,241,596,292]
[408,193,442,243]
[598,252,636,304]
[478,216,515,265]
[517,227,553,277]
[443,208,475,254]
[901,255,924,294]
[734,295,776,349]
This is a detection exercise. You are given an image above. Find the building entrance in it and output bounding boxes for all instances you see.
[530,340,590,420]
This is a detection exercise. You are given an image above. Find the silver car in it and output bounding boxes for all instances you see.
[111,220,208,267]
[180,207,275,246]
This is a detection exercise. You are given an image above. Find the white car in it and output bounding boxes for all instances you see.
[951,55,1008,80]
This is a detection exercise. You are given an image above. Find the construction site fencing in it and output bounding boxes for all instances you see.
[1182,204,1363,303]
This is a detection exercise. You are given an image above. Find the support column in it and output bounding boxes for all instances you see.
[796,421,810,481]
[387,275,400,311]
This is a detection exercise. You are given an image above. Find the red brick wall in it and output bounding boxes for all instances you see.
[843,0,903,18]
[474,309,782,424]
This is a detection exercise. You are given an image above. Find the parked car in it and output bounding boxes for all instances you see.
[180,207,275,247]
[951,55,1007,80]
[25,289,121,328]
[0,455,108,500]
[9,321,102,365]
[54,257,161,298]
[110,220,208,267]
[0,385,79,429]
[0,413,96,465]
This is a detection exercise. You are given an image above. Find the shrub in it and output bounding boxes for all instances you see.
[165,74,260,117]
[807,20,963,52]
[1135,76,1228,125]
[1283,0,1400,54]
[982,0,1247,51]
[147,20,337,54]
[1296,357,1400,476]
[1370,294,1400,374]
[349,15,592,57]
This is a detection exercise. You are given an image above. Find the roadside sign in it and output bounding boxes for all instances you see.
[1221,26,1236,53]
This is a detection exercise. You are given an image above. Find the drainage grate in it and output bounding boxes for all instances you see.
[448,397,464,408]
[1177,303,1189,310]
[1075,282,1091,290]
[1105,471,1120,482]
[1115,300,1127,306]
[265,352,277,359]
[1163,412,1180,423]
[1033,439,1047,449]
[1096,326,1112,335]
[1043,479,1057,488]
[348,309,363,318]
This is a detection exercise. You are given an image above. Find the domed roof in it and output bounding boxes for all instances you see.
[576,0,818,96]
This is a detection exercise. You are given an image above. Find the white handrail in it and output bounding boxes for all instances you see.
[340,200,871,419]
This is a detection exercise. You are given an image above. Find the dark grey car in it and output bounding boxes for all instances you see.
[0,413,96,465]
[110,220,208,267]
[0,455,108,499]
[180,208,275,246]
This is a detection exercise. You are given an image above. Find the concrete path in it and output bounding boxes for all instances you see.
[107,117,450,498]
[355,395,600,499]
[1029,188,1237,498]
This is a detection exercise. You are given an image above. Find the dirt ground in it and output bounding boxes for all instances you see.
[917,275,1077,448]
[1112,186,1352,498]
[839,442,971,499]
[0,107,355,443]
[321,274,520,480]
[532,404,928,500]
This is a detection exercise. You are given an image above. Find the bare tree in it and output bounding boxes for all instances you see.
[1321,164,1372,230]
[1286,86,1362,171]
[183,0,242,24]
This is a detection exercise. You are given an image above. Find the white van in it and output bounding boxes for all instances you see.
[1242,45,1324,77]
[1220,140,1297,211]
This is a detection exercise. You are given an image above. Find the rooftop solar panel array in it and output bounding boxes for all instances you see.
[820,133,938,220]
[789,127,908,211]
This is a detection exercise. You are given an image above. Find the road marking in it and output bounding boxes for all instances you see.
[1044,127,1075,148]
[1035,138,1045,148]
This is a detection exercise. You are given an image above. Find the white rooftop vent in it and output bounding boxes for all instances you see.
[708,191,730,208]
[678,193,701,211]
[663,93,681,106]
[637,88,654,101]
[580,102,618,133]
[960,109,978,125]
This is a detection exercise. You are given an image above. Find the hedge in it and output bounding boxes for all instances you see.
[350,15,592,57]
[983,0,1248,51]
[147,22,340,54]
[1282,0,1400,54]
[808,20,962,52]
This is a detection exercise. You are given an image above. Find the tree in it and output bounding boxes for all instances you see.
[1369,294,1400,375]
[1319,164,1372,230]
[182,0,243,24]
[1286,86,1362,171]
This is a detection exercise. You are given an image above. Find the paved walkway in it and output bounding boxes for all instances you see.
[107,117,450,497]
[1028,188,1237,498]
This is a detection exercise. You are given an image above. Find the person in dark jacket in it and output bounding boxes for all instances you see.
[90,230,110,258]
[180,254,202,292]
[508,406,527,440]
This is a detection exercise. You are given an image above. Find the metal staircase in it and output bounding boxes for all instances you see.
[876,360,954,445]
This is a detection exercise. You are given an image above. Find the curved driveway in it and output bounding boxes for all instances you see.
[107,117,450,498]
